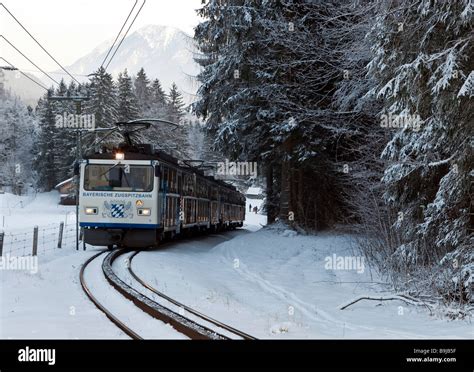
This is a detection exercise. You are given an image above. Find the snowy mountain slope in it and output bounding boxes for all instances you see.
[65,25,199,97]
[1,69,46,106]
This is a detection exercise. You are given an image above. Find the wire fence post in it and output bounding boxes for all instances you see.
[0,232,4,257]
[32,226,38,256]
[82,228,86,251]
[57,222,64,249]
[79,228,86,251]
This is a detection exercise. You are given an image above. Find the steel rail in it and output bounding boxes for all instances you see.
[128,251,257,340]
[103,249,228,340]
[79,251,143,340]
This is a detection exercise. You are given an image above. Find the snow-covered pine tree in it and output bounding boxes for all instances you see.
[368,0,473,303]
[194,0,261,158]
[0,69,7,100]
[186,118,222,164]
[51,79,77,182]
[33,90,58,191]
[148,78,168,118]
[117,69,140,123]
[142,79,170,151]
[193,0,363,227]
[193,0,280,215]
[167,82,186,124]
[134,67,151,115]
[86,67,121,149]
[329,1,395,269]
[0,96,36,193]
[87,67,118,128]
[159,82,189,158]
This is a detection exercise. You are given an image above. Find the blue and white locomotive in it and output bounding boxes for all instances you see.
[78,121,245,248]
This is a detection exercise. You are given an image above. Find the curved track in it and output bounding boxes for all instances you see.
[79,251,143,339]
[103,249,228,340]
[128,250,257,340]
[80,246,256,339]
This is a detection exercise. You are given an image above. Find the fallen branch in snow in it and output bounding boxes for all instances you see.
[339,294,433,310]
[396,293,437,305]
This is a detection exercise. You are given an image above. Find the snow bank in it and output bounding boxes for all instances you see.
[0,191,76,233]
[133,227,472,339]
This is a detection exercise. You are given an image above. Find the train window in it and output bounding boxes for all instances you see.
[212,187,218,200]
[84,164,153,192]
[161,167,169,191]
[168,169,173,192]
[182,174,188,194]
[197,179,208,198]
[183,173,194,196]
[169,169,177,193]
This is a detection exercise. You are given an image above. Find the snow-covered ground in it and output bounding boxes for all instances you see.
[244,197,266,231]
[0,192,471,339]
[0,248,124,339]
[0,191,79,256]
[0,191,76,231]
[131,226,472,339]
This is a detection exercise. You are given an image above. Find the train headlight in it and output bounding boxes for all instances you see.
[137,208,151,216]
[115,152,125,160]
[85,207,98,215]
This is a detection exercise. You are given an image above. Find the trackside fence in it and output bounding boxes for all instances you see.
[0,223,84,257]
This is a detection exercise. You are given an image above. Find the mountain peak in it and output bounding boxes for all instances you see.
[133,24,185,50]
[64,24,199,101]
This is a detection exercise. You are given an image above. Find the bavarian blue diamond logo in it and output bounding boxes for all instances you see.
[111,203,125,218]
[103,201,133,219]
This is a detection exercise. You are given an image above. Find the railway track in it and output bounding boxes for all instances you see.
[80,248,256,340]
[127,250,256,340]
[79,251,143,340]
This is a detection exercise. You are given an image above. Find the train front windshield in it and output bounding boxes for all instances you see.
[84,164,154,192]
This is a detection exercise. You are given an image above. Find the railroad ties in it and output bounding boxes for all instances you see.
[80,248,256,340]
[102,249,228,340]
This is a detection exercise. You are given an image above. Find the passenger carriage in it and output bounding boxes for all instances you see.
[79,142,245,248]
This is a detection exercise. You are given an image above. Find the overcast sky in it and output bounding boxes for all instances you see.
[0,0,202,73]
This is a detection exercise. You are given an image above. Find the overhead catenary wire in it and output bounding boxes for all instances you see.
[0,56,50,91]
[0,35,60,85]
[104,0,147,71]
[0,2,81,85]
[100,0,138,70]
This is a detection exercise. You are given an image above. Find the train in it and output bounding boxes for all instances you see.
[78,121,246,248]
